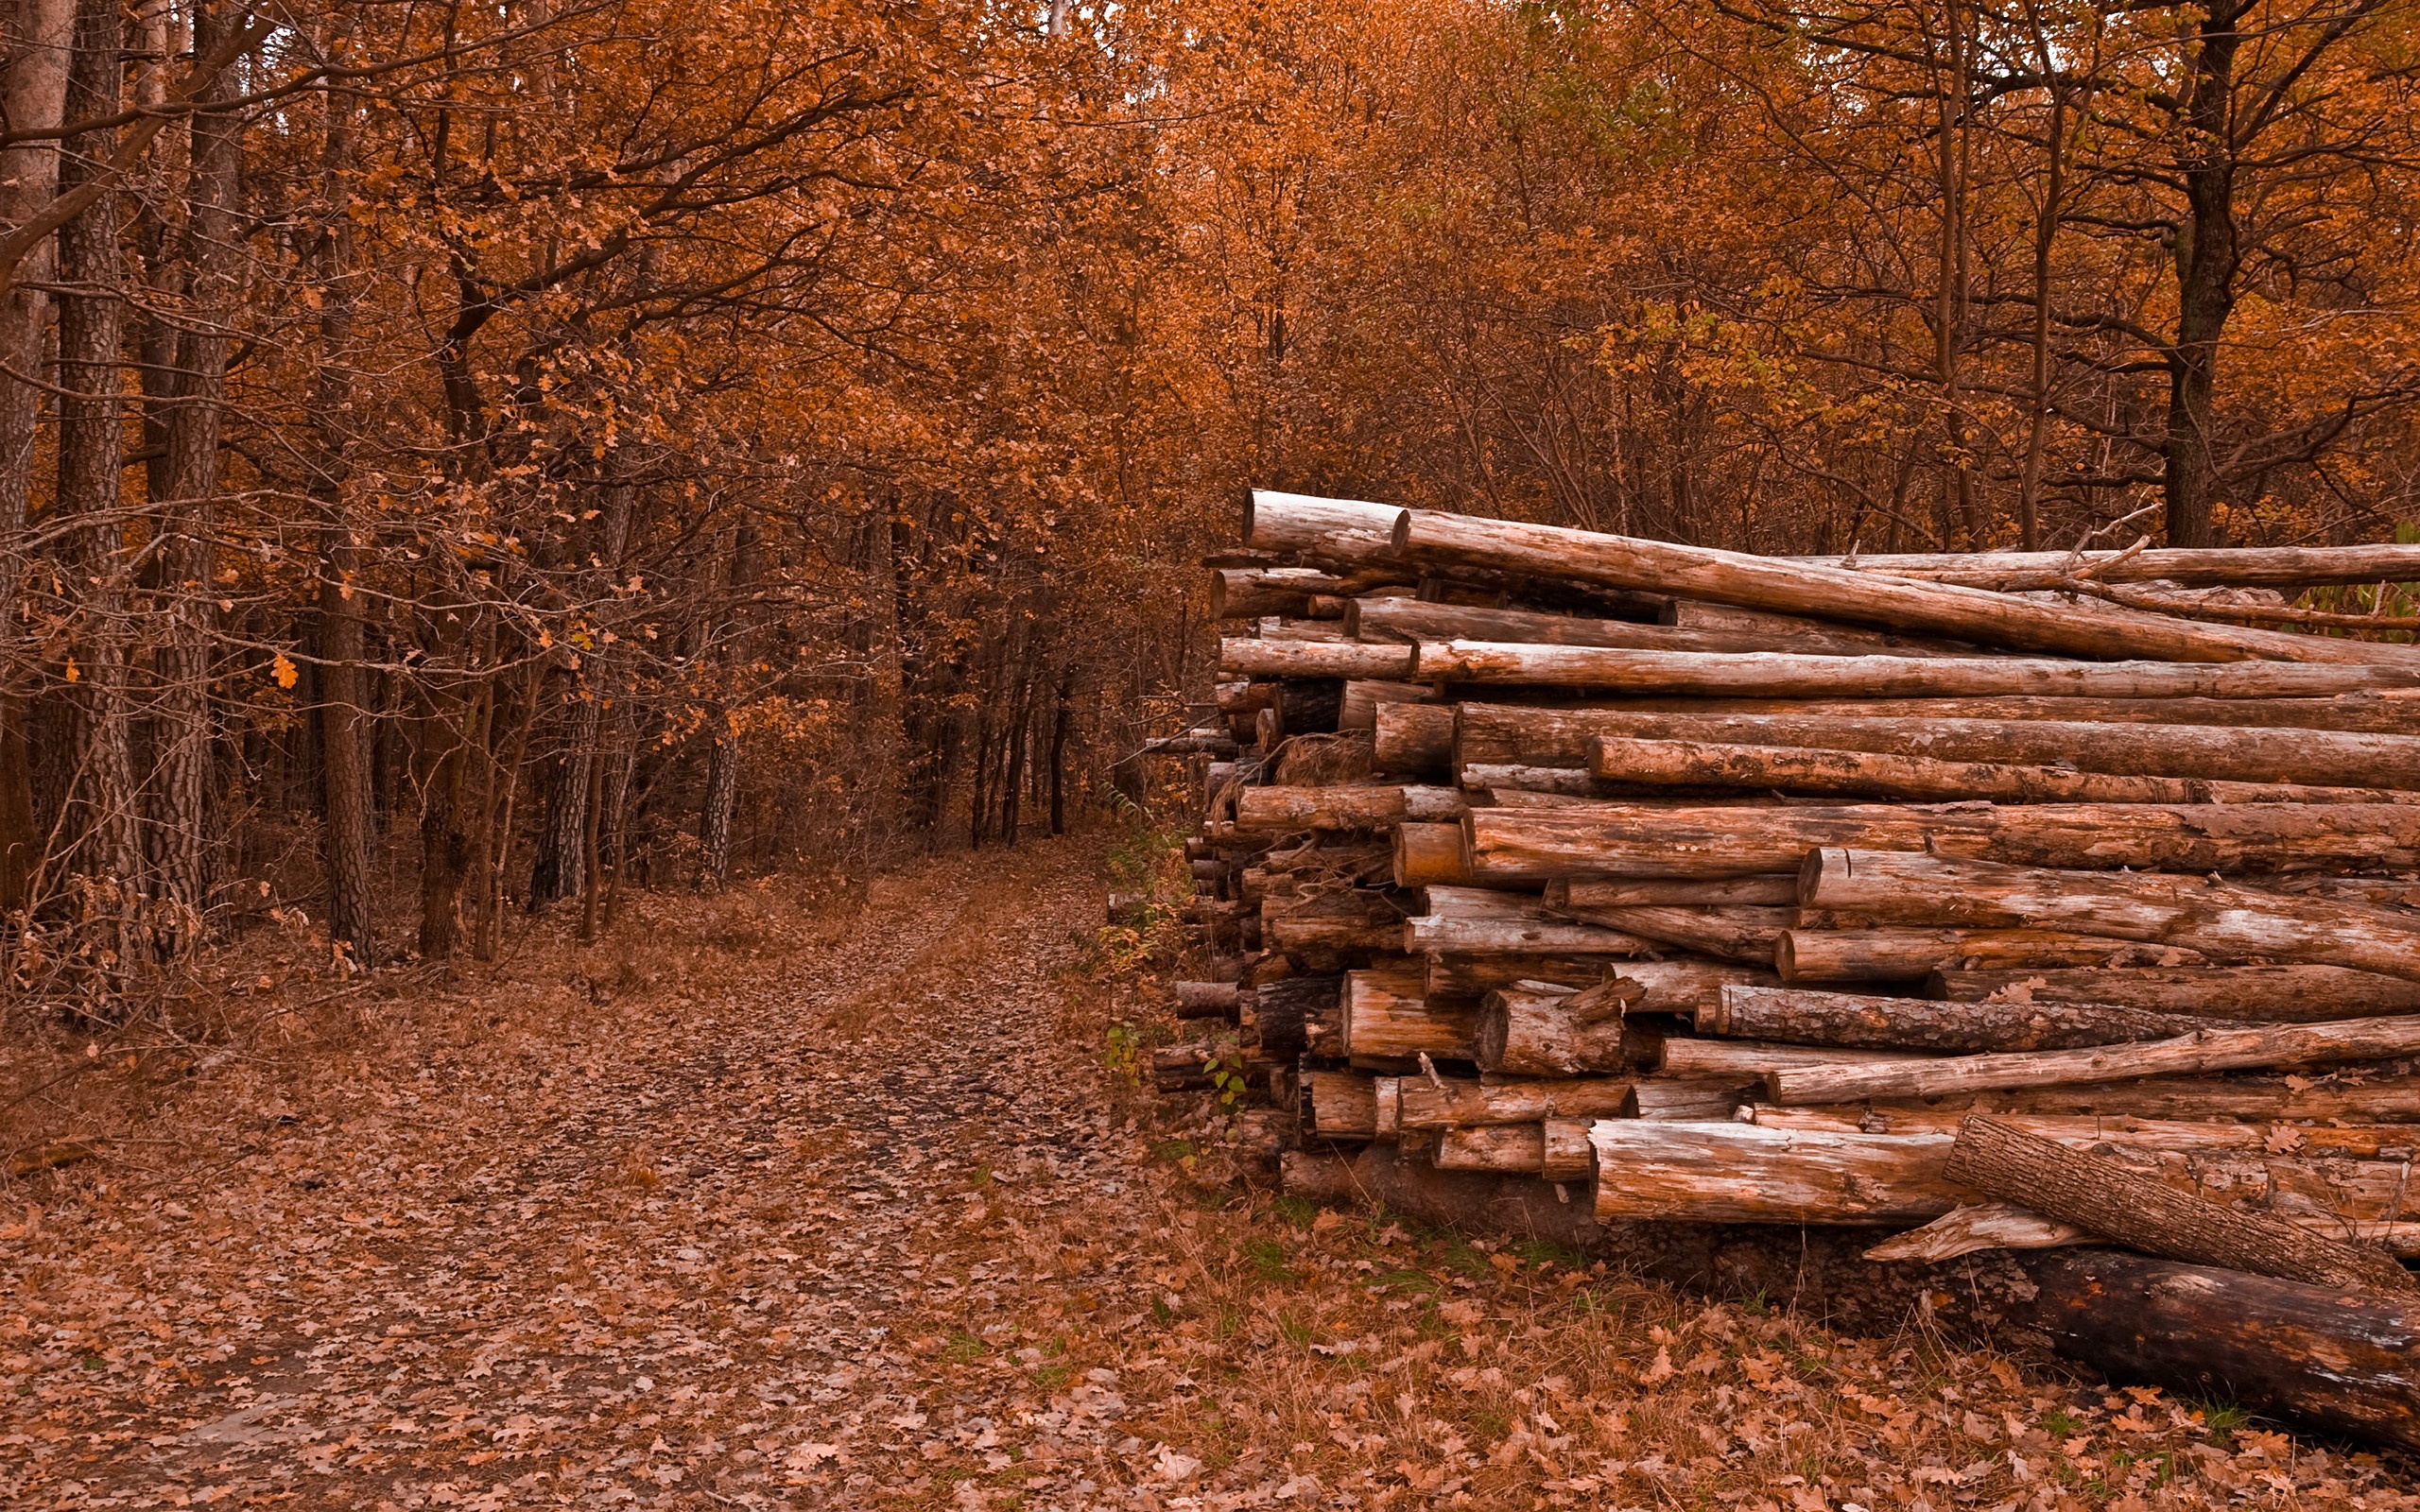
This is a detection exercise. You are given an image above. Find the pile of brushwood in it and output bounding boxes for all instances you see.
[1145,490,2420,1452]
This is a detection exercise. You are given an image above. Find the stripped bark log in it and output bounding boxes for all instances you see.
[1397,1076,1635,1128]
[1802,541,2420,589]
[1340,679,1436,734]
[1766,1016,2420,1105]
[1467,802,2420,883]
[1800,849,2420,981]
[1928,966,2420,1020]
[1625,1080,1750,1120]
[1588,1121,1959,1224]
[1557,905,1788,964]
[1701,985,2223,1051]
[1392,506,2419,666]
[1343,965,1478,1060]
[1551,876,1800,908]
[1943,1116,2417,1293]
[1404,886,1653,955]
[1234,784,1465,833]
[1795,1074,2420,1124]
[1352,597,2001,660]
[1417,642,2418,697]
[1220,639,1416,679]
[1779,929,2210,983]
[1865,1204,2420,1263]
[1475,979,1638,1075]
[1587,736,2420,805]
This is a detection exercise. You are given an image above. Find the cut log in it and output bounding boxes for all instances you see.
[1457,699,2420,771]
[1436,1124,1546,1174]
[1800,849,2420,981]
[1929,965,2420,1020]
[1234,783,1465,833]
[1558,905,1788,964]
[1461,763,1631,799]
[1150,1042,1250,1093]
[1392,822,1473,887]
[1215,566,1406,619]
[1944,1116,2416,1293]
[1853,1074,2420,1124]
[2027,1249,2420,1452]
[1304,1070,1380,1140]
[1416,641,2418,697]
[1466,801,2420,884]
[1625,1079,1748,1120]
[1220,639,1417,680]
[1353,596,2000,661]
[1552,875,1799,908]
[1702,985,2225,1052]
[1262,887,1409,954]
[1779,928,2209,983]
[1392,506,2417,666]
[1244,490,1409,566]
[1751,1108,2420,1158]
[1250,975,1340,1058]
[1588,1120,1960,1224]
[1765,1015,2420,1105]
[1374,701,1459,776]
[1404,885,1653,956]
[1343,966,1478,1060]
[1339,679,1436,734]
[1425,951,1611,996]
[1397,1075,1635,1128]
[1475,979,1637,1075]
[1657,1038,1928,1080]
[1866,1203,2420,1263]
[1588,735,2420,806]
[1569,711,2420,790]
[1804,541,2420,589]
[1174,981,1241,1021]
[1146,732,1241,757]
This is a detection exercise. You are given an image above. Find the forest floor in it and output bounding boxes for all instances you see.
[5,837,2419,1511]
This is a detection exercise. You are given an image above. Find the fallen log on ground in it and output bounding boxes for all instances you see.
[2025,1249,2420,1452]
[1417,642,2420,698]
[1944,1116,2417,1294]
[1928,965,2420,1019]
[1868,1201,2420,1263]
[1466,801,2420,883]
[1700,985,2224,1052]
[1587,735,2420,806]
[1765,1015,2420,1105]
[1392,505,2418,666]
[1801,848,2420,981]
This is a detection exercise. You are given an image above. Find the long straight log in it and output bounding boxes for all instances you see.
[1798,541,2420,589]
[1220,639,1416,679]
[1393,506,2416,666]
[1417,642,2418,696]
[1174,981,1242,1021]
[1657,1039,1927,1079]
[1702,985,2222,1052]
[1801,849,2420,981]
[1243,490,1409,566]
[1775,927,2201,983]
[1404,885,1652,956]
[1765,1015,2420,1105]
[1625,1080,1750,1120]
[1397,1076,1635,1128]
[1466,801,2420,883]
[2024,1250,2420,1452]
[1588,735,2420,806]
[1867,1203,2420,1263]
[1805,1074,2420,1124]
[1456,697,2420,771]
[1552,876,1799,908]
[1234,784,1464,833]
[1928,966,2420,1020]
[1945,1116,2417,1294]
[1573,711,2420,789]
[1263,887,1408,954]
[1352,597,2002,661]
[1426,953,1770,1005]
[1753,1107,2420,1158]
[1559,904,1787,964]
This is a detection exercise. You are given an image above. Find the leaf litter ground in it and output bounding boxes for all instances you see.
[4,839,2417,1509]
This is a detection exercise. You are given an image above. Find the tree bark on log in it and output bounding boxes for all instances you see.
[2024,1249,2420,1452]
[1570,712,2420,789]
[1475,980,1638,1075]
[1658,1039,1929,1079]
[1398,1076,1635,1128]
[1392,506,2419,667]
[1304,1070,1380,1140]
[1588,1120,1962,1224]
[1944,1116,2417,1293]
[1247,974,1338,1057]
[1437,1124,1546,1173]
[1244,490,1410,567]
[1799,1074,2420,1124]
[1780,928,2209,983]
[1417,642,2417,697]
[1798,541,2420,589]
[1467,801,2420,884]
[1588,735,2420,806]
[1221,639,1417,679]
[1801,849,2420,982]
[1552,876,1800,908]
[1766,1015,2420,1105]
[1340,679,1437,734]
[1263,887,1409,954]
[1393,822,1473,887]
[1353,597,2004,660]
[1928,965,2420,1020]
[1405,885,1654,955]
[1216,566,1407,619]
[1174,981,1240,1020]
[1625,1080,1750,1120]
[1753,1107,2420,1158]
[1702,985,2225,1051]
[1866,1203,2420,1263]
[1374,702,1459,776]
[1235,784,1465,833]
[1558,905,1788,964]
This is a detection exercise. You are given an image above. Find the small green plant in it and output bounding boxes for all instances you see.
[1278,1313,1315,1346]
[1205,1048,1250,1110]
[1272,1194,1319,1228]
[1242,1236,1292,1281]
[2193,1399,2253,1442]
[942,1330,985,1365]
[2041,1409,2083,1437]
[1103,1022,1143,1081]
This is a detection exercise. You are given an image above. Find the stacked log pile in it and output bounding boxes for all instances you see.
[1150,490,2420,1445]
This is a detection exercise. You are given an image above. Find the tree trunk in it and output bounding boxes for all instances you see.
[1392,821,1471,886]
[1928,965,2420,1020]
[1221,639,1417,680]
[1407,885,1649,955]
[1234,783,1463,833]
[1341,963,1475,1060]
[1397,1076,1634,1128]
[1554,876,1798,908]
[1587,735,2417,806]
[1467,801,2420,884]
[531,704,596,905]
[1417,642,2411,698]
[1701,985,2225,1052]
[1766,1015,2420,1106]
[1778,926,2198,983]
[1801,848,2420,981]
[1557,904,1787,964]
[1945,1116,2413,1293]
[1392,505,2411,666]
[1794,541,2420,589]
[1352,596,1994,660]
[1474,979,1634,1075]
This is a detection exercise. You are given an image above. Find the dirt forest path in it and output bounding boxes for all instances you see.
[7,839,2419,1511]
